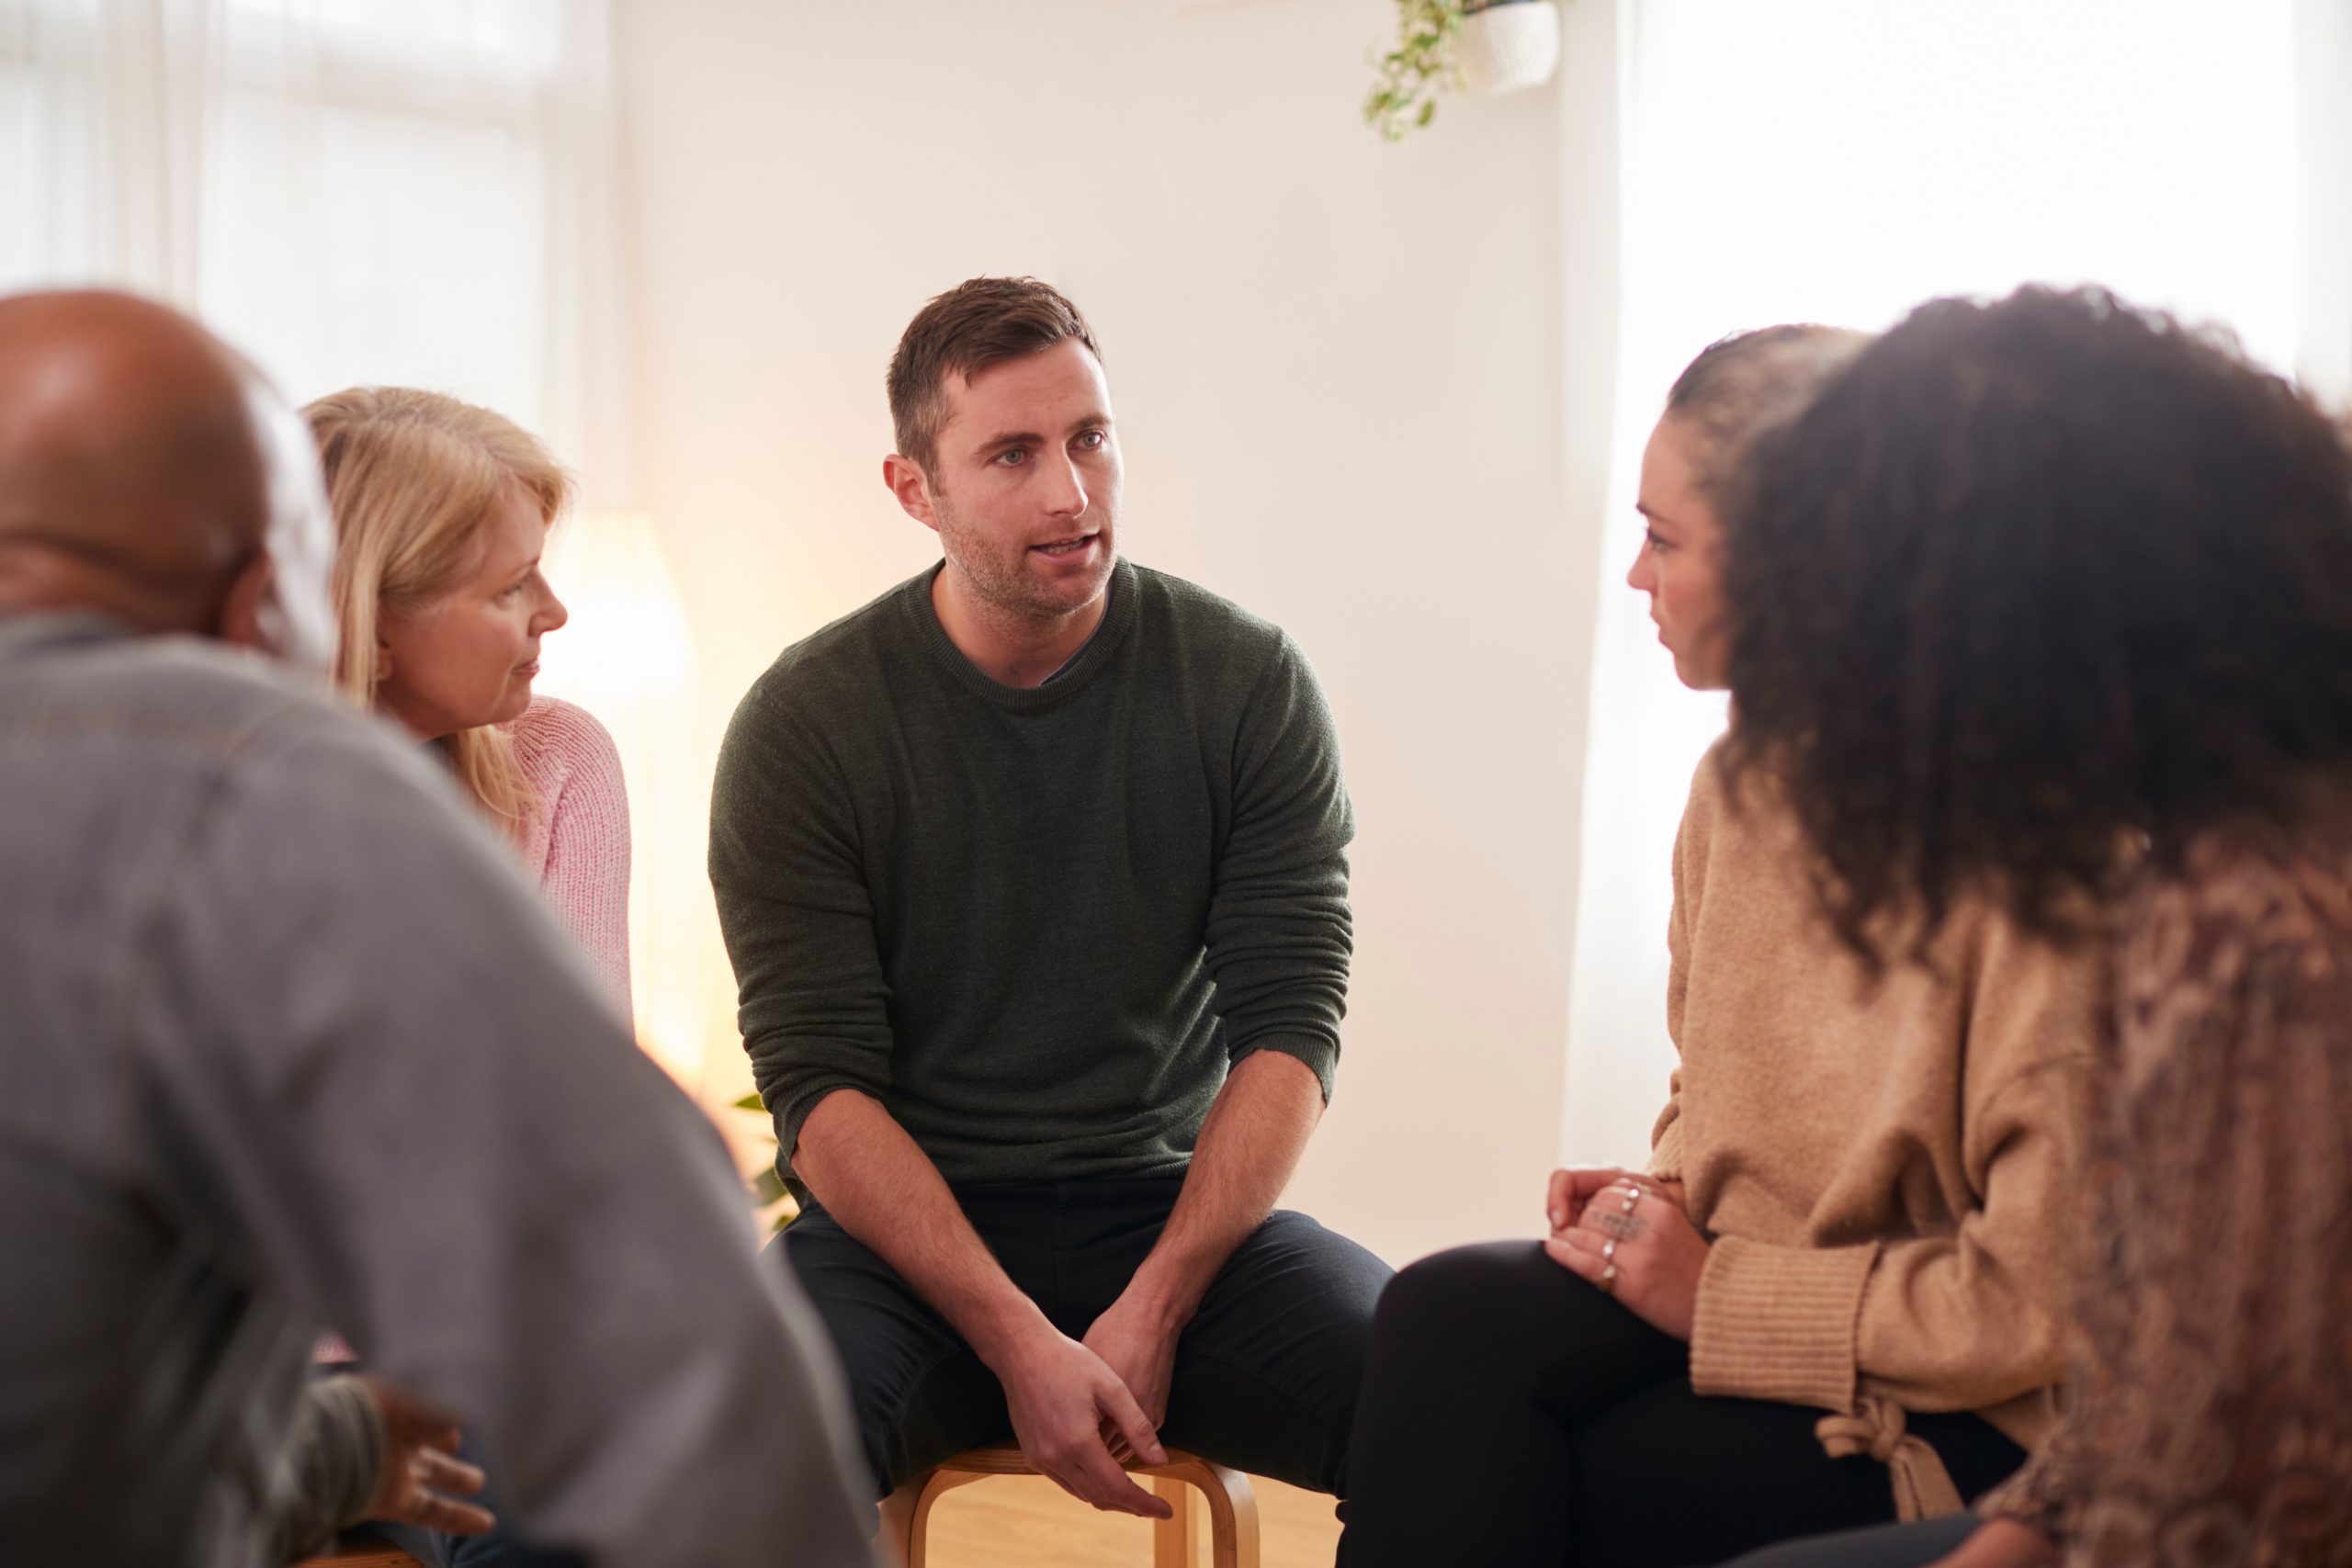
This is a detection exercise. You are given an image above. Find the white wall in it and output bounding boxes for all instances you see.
[2300,0,2352,407]
[614,0,1620,1263]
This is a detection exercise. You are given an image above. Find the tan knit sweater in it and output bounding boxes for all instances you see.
[1648,743,2104,1514]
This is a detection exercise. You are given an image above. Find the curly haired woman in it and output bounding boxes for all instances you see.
[1339,327,2108,1567]
[1720,288,2352,1568]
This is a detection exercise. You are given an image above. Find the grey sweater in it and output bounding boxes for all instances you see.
[0,613,874,1568]
[271,1378,382,1562]
[711,559,1354,1187]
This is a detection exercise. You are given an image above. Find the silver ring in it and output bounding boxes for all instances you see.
[1601,1238,1618,1261]
[1620,1189,1640,1214]
[1599,1262,1619,1294]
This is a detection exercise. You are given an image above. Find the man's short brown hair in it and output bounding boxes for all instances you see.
[887,276,1101,478]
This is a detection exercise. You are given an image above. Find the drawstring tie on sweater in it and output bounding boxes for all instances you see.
[1815,1394,1964,1522]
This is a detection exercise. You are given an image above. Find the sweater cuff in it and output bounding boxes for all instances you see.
[772,1076,883,1168]
[1690,1235,1877,1410]
[1230,1032,1337,1103]
[1648,1113,1687,1183]
[317,1376,388,1529]
[268,1374,387,1562]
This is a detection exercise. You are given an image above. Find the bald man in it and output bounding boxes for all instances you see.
[0,292,874,1568]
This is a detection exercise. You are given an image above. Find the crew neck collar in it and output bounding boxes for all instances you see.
[901,558,1137,710]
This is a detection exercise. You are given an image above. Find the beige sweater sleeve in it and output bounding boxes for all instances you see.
[1646,772,1704,1182]
[1647,1067,1686,1182]
[1690,915,2098,1415]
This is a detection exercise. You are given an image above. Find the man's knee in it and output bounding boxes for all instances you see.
[767,1224,983,1494]
[1235,1210,1390,1380]
[1163,1213,1386,1493]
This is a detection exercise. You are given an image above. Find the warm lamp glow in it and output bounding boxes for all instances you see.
[537,509,716,1089]
[542,510,695,695]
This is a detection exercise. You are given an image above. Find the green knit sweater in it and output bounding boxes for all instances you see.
[710,558,1353,1188]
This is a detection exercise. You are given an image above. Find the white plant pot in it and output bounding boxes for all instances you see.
[1456,0,1562,97]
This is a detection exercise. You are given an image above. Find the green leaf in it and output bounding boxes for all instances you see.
[1366,0,1476,141]
[731,1091,765,1112]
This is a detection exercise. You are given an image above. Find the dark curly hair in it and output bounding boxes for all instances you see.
[1721,286,2352,959]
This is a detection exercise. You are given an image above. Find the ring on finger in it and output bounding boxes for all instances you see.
[1620,1187,1640,1214]
[1599,1261,1619,1294]
[1601,1237,1617,1261]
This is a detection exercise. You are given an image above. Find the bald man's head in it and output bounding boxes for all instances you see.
[0,290,335,673]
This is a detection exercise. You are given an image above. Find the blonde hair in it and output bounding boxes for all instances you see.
[305,387,575,837]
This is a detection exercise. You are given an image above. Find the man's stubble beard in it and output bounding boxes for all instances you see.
[932,486,1114,631]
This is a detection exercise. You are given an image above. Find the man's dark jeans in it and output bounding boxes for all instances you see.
[775,1171,1393,1502]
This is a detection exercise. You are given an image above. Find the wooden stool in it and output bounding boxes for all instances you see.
[881,1442,1259,1568]
[295,1531,424,1566]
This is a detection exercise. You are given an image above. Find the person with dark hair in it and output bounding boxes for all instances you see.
[1339,326,2108,1567]
[1715,286,2352,1568]
[710,275,1392,1526]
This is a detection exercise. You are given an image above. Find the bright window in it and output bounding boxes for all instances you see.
[1564,0,2313,1162]
[0,0,596,439]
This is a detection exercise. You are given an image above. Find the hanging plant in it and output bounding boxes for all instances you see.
[1363,0,1465,141]
[1364,0,1566,142]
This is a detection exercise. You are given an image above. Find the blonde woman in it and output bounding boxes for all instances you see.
[307,388,630,1021]
[304,389,631,1568]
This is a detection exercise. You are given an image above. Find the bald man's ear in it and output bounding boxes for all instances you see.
[216,545,337,682]
[215,550,277,657]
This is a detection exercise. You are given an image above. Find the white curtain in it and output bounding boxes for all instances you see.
[2299,0,2352,409]
[0,0,718,1081]
[0,0,632,502]
[1561,0,2332,1166]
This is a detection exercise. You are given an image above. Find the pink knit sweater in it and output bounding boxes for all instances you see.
[510,695,633,1022]
[316,696,633,1367]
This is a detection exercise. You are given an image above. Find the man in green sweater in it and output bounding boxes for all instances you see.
[711,276,1392,1523]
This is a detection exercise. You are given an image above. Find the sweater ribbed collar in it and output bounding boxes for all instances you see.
[899,557,1138,712]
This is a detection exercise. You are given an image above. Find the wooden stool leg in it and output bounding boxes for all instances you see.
[901,1468,989,1568]
[1170,1459,1259,1568]
[1152,1472,1193,1568]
